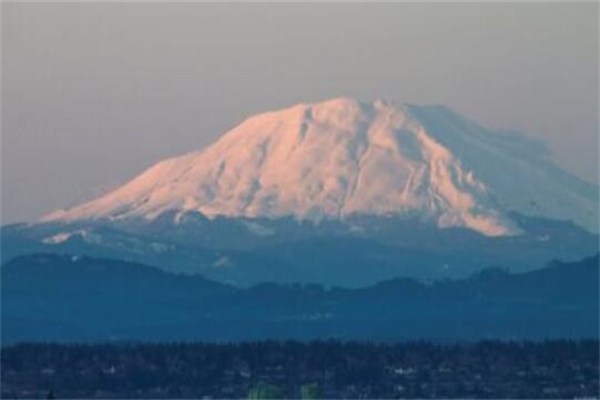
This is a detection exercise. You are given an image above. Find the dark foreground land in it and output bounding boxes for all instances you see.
[1,340,598,399]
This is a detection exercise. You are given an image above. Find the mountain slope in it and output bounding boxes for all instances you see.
[4,212,598,285]
[41,98,599,236]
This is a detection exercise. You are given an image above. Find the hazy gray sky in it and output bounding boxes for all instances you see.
[2,2,598,224]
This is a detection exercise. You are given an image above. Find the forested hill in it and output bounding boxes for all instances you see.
[2,254,598,343]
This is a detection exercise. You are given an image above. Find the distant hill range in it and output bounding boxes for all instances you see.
[2,253,597,343]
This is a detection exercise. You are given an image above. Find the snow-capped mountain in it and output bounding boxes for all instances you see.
[41,98,598,236]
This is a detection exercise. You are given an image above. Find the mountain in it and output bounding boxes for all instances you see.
[41,98,598,236]
[2,253,598,343]
[3,98,598,286]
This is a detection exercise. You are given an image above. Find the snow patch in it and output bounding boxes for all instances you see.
[243,221,275,237]
[212,256,233,268]
[42,232,74,244]
[42,229,103,245]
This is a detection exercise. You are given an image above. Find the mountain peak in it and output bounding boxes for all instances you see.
[41,98,598,236]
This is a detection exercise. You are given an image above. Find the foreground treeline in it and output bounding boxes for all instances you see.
[1,340,598,399]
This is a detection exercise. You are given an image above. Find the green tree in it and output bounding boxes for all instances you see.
[248,383,283,399]
[300,383,321,399]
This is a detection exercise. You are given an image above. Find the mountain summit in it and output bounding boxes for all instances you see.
[42,98,598,236]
